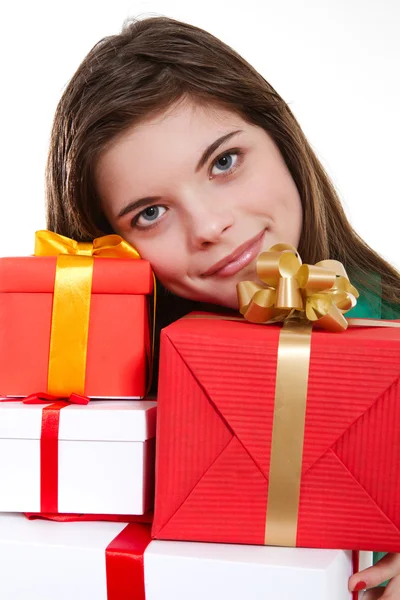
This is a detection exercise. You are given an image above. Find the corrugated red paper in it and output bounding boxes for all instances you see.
[152,315,400,551]
[0,256,153,397]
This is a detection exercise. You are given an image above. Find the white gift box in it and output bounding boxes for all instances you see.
[0,513,372,600]
[0,400,156,514]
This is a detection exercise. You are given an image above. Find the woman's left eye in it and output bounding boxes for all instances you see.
[210,151,242,177]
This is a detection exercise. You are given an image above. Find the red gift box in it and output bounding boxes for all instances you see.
[0,254,153,398]
[152,315,400,551]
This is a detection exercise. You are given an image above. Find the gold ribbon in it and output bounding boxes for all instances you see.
[237,244,361,546]
[34,231,141,396]
[265,319,312,546]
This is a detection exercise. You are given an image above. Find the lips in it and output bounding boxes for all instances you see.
[202,230,265,277]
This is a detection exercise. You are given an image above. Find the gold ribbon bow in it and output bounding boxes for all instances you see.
[35,230,140,259]
[34,231,141,396]
[237,243,359,332]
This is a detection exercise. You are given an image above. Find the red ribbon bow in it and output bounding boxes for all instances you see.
[22,392,89,405]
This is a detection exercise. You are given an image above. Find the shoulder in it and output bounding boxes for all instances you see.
[346,271,400,320]
[381,300,400,319]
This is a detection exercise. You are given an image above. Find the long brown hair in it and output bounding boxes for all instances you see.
[46,15,400,318]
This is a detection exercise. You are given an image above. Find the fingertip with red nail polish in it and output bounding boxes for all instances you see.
[354,581,367,592]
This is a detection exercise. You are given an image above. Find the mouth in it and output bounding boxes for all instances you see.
[202,229,266,278]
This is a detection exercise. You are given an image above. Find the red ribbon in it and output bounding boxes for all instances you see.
[29,392,89,512]
[24,511,153,523]
[1,392,89,513]
[106,522,151,600]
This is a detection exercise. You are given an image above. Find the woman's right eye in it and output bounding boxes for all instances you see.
[133,205,166,229]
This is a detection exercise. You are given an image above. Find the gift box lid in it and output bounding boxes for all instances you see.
[0,400,157,441]
[147,538,350,569]
[0,257,153,294]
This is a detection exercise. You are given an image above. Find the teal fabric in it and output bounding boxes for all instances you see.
[346,271,400,320]
[346,277,400,582]
[345,291,381,319]
[381,302,400,320]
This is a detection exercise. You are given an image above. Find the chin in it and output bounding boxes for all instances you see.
[224,298,240,310]
[207,294,239,311]
[184,291,237,311]
[173,283,240,311]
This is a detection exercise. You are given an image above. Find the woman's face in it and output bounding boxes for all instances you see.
[96,100,303,309]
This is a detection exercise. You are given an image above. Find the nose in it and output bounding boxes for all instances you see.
[189,203,234,250]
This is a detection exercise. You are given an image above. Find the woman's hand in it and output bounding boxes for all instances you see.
[349,553,400,598]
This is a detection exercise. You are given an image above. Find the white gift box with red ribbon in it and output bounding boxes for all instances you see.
[0,399,156,515]
[0,513,371,600]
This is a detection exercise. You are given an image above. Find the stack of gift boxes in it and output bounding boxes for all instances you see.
[1,232,399,599]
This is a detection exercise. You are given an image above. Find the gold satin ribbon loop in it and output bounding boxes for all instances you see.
[34,230,143,396]
[296,264,336,292]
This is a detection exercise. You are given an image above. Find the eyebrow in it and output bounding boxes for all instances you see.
[195,129,243,172]
[117,129,243,219]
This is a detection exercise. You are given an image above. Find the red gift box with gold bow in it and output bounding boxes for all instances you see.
[152,246,400,551]
[0,231,153,398]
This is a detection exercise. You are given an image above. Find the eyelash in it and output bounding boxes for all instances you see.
[130,148,244,230]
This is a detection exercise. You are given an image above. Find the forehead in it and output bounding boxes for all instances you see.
[111,99,248,153]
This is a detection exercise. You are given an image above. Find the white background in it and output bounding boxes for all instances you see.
[1,0,399,267]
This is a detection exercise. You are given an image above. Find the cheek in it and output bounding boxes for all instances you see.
[256,165,301,220]
[133,239,187,287]
[236,164,278,212]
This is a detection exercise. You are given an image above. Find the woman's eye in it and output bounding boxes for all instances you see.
[210,151,240,177]
[135,205,166,228]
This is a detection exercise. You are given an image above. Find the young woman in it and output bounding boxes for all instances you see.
[46,16,400,598]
